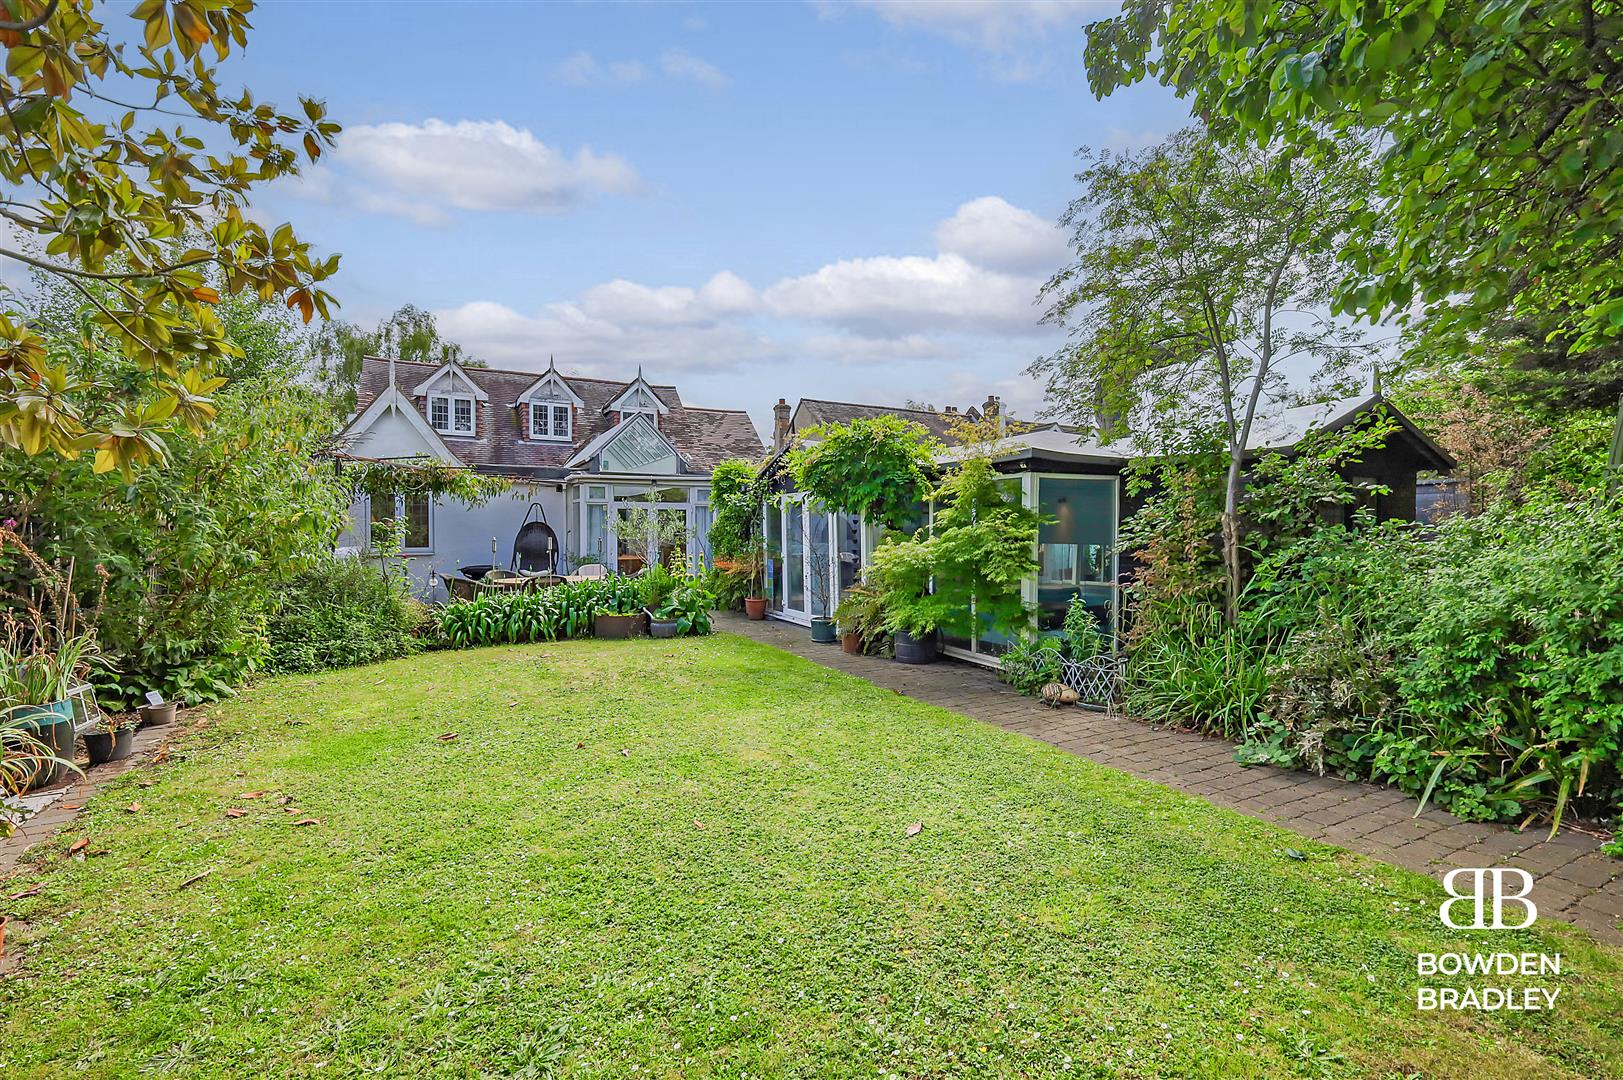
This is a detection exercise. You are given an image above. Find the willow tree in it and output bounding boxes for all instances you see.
[1032,129,1374,622]
[0,0,340,477]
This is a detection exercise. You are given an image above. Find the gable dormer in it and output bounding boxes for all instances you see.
[411,361,488,438]
[513,359,586,443]
[604,369,669,429]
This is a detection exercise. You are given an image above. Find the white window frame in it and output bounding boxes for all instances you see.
[428,393,476,436]
[529,400,573,442]
[367,492,434,555]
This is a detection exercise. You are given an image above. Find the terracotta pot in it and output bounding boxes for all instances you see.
[840,633,862,654]
[743,596,768,620]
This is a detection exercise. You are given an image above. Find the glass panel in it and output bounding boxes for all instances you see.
[430,398,448,430]
[613,485,654,500]
[653,486,687,504]
[807,510,831,618]
[367,491,394,546]
[402,494,430,550]
[588,485,606,500]
[585,504,608,564]
[695,487,709,506]
[657,507,687,569]
[836,512,861,595]
[615,507,647,575]
[1036,476,1116,633]
[765,498,783,608]
[453,397,473,433]
[530,402,545,436]
[552,405,570,436]
[693,505,713,570]
[785,500,805,612]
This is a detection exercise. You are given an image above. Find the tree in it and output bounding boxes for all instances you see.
[1032,129,1375,622]
[313,303,474,414]
[1082,1,1623,380]
[0,0,341,476]
[786,416,941,530]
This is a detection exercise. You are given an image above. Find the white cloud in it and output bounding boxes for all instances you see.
[553,52,646,86]
[302,119,641,222]
[1103,126,1168,152]
[933,195,1068,273]
[846,0,1093,49]
[764,252,1043,334]
[659,48,730,88]
[577,271,760,328]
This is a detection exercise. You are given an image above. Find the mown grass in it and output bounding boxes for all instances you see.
[1,635,1620,1078]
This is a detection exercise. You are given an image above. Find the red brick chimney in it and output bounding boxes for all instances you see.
[772,398,792,452]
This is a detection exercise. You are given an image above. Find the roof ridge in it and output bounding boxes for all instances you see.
[798,396,944,416]
[360,355,676,389]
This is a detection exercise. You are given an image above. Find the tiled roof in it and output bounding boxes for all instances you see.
[350,357,764,475]
[790,398,980,443]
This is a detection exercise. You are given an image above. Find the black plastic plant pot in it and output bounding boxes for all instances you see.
[892,630,939,665]
[85,728,136,765]
[647,610,680,639]
[809,617,838,645]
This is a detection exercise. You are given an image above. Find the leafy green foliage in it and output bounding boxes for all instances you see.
[1082,2,1623,370]
[0,0,340,476]
[706,458,766,562]
[786,416,941,530]
[831,584,887,651]
[263,555,427,676]
[1,292,351,707]
[436,572,716,649]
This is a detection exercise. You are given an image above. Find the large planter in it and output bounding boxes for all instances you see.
[139,701,176,727]
[892,629,939,666]
[809,617,838,645]
[8,700,75,791]
[743,596,768,621]
[84,727,136,765]
[593,612,642,639]
[646,607,680,639]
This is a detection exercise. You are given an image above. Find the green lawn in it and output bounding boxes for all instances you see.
[2,636,1620,1078]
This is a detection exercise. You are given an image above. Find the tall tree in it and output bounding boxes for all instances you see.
[1082,1,1623,387]
[314,303,474,415]
[1032,129,1374,622]
[0,0,340,477]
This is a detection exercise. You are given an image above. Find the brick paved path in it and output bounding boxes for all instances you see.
[722,613,1623,943]
[1,719,177,880]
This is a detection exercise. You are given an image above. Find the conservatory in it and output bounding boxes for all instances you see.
[763,430,1124,667]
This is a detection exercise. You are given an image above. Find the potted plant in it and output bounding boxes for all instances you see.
[1,624,97,791]
[139,698,177,726]
[740,541,769,620]
[657,583,715,637]
[591,575,644,639]
[84,711,137,765]
[866,536,946,666]
[833,585,887,655]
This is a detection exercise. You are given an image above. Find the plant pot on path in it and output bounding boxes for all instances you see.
[593,612,642,639]
[892,630,939,666]
[744,596,768,620]
[139,702,176,727]
[809,617,838,644]
[9,700,75,791]
[840,633,862,655]
[646,607,680,639]
[84,727,136,765]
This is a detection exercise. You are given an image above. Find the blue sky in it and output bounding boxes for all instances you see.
[238,1,1192,434]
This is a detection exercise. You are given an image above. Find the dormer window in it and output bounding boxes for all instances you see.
[530,401,572,441]
[429,393,475,436]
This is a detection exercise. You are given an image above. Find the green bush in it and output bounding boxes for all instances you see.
[264,555,426,675]
[1247,495,1623,831]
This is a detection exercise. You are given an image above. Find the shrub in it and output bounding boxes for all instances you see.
[264,555,425,675]
[435,573,716,649]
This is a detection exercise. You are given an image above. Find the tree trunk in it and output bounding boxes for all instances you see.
[1221,454,1243,626]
